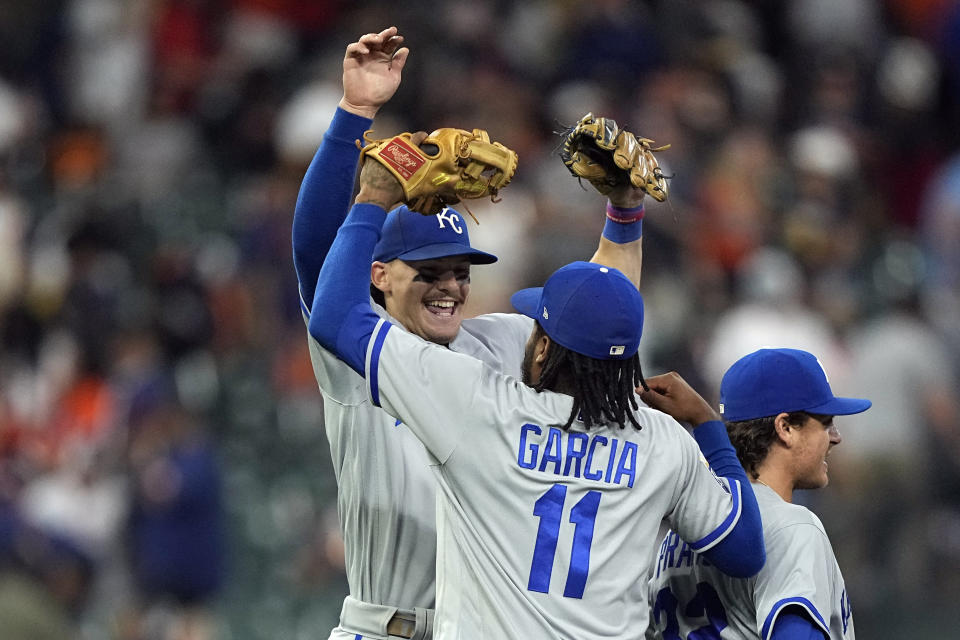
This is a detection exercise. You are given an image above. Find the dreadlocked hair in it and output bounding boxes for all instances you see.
[531,323,648,431]
[725,411,810,479]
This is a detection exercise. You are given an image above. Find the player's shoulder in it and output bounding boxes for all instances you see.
[632,404,698,439]
[757,487,829,541]
[460,312,534,336]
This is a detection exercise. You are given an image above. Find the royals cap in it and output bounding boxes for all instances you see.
[372,205,497,264]
[719,348,872,421]
[510,261,644,360]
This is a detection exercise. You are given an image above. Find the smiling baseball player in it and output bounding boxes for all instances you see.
[645,348,871,640]
[292,27,666,640]
[302,139,765,637]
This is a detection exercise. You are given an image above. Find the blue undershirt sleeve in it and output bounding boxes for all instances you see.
[308,203,388,375]
[694,420,765,578]
[293,107,373,315]
[770,610,829,640]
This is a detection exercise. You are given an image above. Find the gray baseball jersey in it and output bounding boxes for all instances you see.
[359,317,747,638]
[647,482,853,640]
[306,303,532,610]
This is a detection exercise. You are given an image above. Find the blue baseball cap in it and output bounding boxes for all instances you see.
[511,261,643,360]
[372,205,497,264]
[719,348,872,421]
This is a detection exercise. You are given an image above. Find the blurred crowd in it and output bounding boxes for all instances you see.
[0,1,959,638]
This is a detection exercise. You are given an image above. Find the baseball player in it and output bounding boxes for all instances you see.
[292,28,654,639]
[303,143,765,638]
[645,348,871,640]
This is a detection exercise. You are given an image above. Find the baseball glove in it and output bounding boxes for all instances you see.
[559,113,670,201]
[359,128,518,217]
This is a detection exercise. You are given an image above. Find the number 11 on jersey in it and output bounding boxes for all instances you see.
[527,484,602,599]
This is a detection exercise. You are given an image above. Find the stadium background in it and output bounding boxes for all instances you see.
[0,1,958,638]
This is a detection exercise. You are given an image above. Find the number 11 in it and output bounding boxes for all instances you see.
[527,484,602,599]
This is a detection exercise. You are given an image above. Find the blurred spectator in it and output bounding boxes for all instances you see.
[124,395,224,640]
[0,2,957,637]
[824,238,960,636]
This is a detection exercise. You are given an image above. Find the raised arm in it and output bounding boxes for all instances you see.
[307,149,409,373]
[641,372,765,578]
[560,114,669,289]
[293,27,408,314]
[590,182,646,288]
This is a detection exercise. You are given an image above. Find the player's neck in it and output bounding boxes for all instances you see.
[753,469,794,503]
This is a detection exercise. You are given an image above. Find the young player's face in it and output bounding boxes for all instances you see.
[380,256,471,344]
[792,414,841,490]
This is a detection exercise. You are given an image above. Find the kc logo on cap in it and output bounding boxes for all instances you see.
[436,209,463,234]
[372,205,497,265]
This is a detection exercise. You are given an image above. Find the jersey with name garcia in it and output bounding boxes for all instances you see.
[365,318,746,639]
[646,482,854,640]
[307,306,532,610]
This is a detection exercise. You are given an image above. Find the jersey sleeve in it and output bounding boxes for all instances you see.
[755,523,836,640]
[293,107,373,314]
[664,427,745,555]
[365,319,493,462]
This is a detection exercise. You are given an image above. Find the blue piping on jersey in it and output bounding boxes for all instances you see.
[762,597,829,640]
[690,479,742,551]
[308,204,390,375]
[368,319,392,407]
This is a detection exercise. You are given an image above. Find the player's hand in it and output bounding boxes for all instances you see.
[606,181,646,209]
[638,372,721,426]
[355,131,427,210]
[340,26,409,119]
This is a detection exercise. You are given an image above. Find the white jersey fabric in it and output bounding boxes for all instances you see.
[306,302,532,610]
[647,482,853,640]
[360,318,746,639]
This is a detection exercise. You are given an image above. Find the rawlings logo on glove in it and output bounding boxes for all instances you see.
[360,128,518,217]
[560,113,670,201]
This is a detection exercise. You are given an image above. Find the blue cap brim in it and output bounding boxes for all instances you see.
[806,396,872,416]
[511,287,543,318]
[394,243,497,265]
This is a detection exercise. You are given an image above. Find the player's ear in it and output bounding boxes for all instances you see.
[534,334,551,364]
[371,261,390,293]
[772,412,795,447]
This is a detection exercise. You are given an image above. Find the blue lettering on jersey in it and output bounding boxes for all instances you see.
[840,588,851,634]
[584,435,607,481]
[614,442,638,487]
[516,423,636,487]
[518,423,541,469]
[538,427,564,474]
[563,432,589,477]
[655,531,708,578]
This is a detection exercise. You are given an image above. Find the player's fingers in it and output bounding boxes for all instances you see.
[375,26,398,41]
[390,46,410,71]
[382,34,404,55]
[638,388,673,413]
[344,42,371,58]
[358,31,382,45]
[410,131,429,146]
[640,372,678,392]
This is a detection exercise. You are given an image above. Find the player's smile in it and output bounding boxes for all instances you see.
[376,256,471,345]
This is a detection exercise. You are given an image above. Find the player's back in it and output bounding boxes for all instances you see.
[647,483,853,640]
[371,325,744,639]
